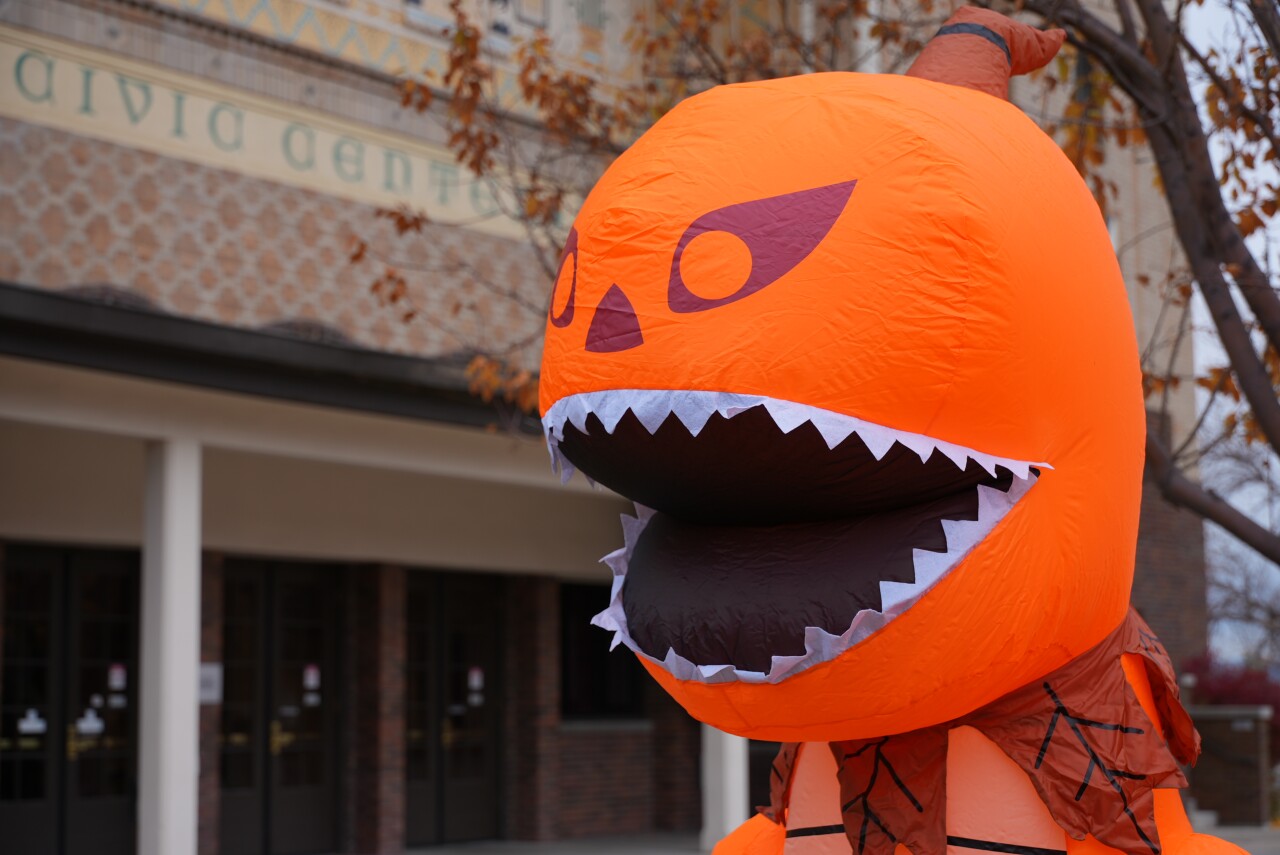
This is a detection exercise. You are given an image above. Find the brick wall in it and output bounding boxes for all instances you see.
[503,575,562,841]
[0,117,544,367]
[501,575,702,841]
[553,700,701,838]
[0,545,6,730]
[557,724,656,837]
[1189,706,1272,826]
[651,685,702,832]
[198,553,224,855]
[2,0,549,370]
[1132,416,1209,668]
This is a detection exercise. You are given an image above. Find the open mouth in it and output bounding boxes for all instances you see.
[543,390,1044,684]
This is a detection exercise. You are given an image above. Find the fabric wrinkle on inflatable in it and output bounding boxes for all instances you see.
[537,7,1247,854]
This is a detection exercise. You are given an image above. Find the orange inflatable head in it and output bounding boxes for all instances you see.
[539,13,1143,741]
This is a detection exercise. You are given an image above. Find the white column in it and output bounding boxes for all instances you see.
[139,439,202,855]
[700,723,750,851]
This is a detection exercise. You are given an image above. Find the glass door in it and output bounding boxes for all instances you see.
[63,550,139,855]
[219,559,339,855]
[404,571,503,846]
[0,545,62,854]
[0,544,139,855]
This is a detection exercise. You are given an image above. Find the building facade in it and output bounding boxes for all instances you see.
[0,1,1207,854]
[0,1,702,853]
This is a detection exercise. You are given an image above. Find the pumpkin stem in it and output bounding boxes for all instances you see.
[905,7,1066,100]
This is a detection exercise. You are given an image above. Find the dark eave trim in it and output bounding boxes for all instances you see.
[0,281,527,430]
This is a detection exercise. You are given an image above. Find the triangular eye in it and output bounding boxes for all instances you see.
[668,180,858,313]
[586,284,644,353]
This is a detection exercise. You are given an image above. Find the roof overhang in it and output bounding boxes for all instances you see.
[0,281,534,431]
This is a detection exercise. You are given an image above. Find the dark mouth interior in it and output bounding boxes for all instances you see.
[558,406,1004,525]
[626,487,1008,672]
[558,403,1020,673]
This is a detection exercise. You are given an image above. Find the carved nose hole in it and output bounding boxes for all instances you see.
[585,284,644,353]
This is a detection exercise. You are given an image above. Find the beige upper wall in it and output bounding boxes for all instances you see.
[0,357,631,578]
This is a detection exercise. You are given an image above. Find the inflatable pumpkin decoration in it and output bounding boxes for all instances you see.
[540,8,1245,855]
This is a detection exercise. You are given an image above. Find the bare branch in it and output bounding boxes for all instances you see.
[1147,427,1280,565]
[1247,0,1280,59]
[1179,33,1280,157]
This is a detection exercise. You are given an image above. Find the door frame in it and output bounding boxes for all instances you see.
[219,557,345,855]
[404,569,507,847]
[0,541,140,855]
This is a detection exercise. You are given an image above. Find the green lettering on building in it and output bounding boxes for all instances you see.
[14,51,54,104]
[116,74,153,125]
[282,123,315,171]
[383,148,411,194]
[470,179,499,217]
[428,160,458,206]
[78,66,94,115]
[208,102,244,152]
[333,137,364,183]
[171,91,187,138]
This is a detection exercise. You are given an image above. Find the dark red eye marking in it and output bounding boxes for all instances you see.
[549,227,578,328]
[667,180,858,313]
[586,284,644,352]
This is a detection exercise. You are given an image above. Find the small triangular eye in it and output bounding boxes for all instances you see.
[586,284,644,353]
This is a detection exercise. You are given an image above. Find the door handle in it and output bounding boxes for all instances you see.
[66,725,82,762]
[269,720,296,756]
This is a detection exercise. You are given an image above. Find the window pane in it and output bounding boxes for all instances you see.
[560,583,645,719]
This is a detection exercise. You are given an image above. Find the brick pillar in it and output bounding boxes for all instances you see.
[352,565,406,854]
[198,552,223,855]
[504,576,560,840]
[0,543,7,718]
[1133,413,1208,668]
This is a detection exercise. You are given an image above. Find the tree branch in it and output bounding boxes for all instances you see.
[1014,0,1166,116]
[1147,426,1280,565]
[1247,0,1280,59]
[1179,33,1280,155]
[1129,0,1280,363]
[1114,0,1139,45]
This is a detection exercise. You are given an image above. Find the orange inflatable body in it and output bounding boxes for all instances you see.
[538,7,1244,855]
[709,621,1246,855]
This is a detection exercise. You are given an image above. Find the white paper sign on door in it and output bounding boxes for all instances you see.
[199,663,224,705]
[76,708,105,736]
[17,709,46,735]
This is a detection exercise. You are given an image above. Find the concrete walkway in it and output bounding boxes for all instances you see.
[412,828,1280,855]
[1216,825,1280,855]
[408,834,702,855]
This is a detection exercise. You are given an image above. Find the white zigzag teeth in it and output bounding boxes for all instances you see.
[620,514,647,553]
[935,443,969,470]
[594,395,632,434]
[895,432,935,464]
[542,389,1051,480]
[762,398,810,434]
[601,547,627,576]
[590,466,1040,686]
[671,391,716,436]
